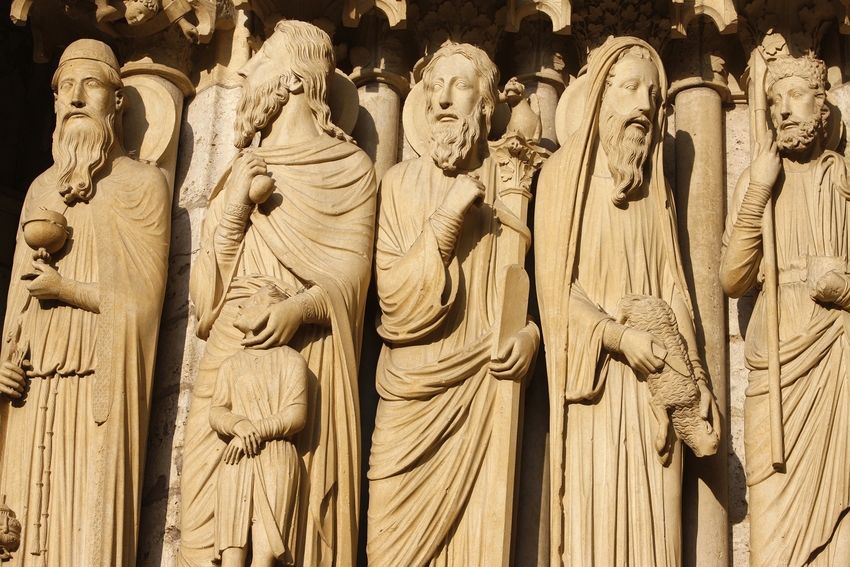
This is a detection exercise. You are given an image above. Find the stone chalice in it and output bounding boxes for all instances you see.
[20,208,69,280]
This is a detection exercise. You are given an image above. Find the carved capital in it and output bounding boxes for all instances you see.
[343,0,407,29]
[571,0,670,65]
[408,0,507,60]
[668,19,730,102]
[739,0,836,56]
[349,12,412,95]
[507,17,568,91]
[505,0,571,35]
[123,24,196,81]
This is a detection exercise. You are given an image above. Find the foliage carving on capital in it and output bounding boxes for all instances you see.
[738,0,836,56]
[509,17,567,87]
[668,18,730,101]
[409,0,507,59]
[349,12,411,93]
[571,0,670,64]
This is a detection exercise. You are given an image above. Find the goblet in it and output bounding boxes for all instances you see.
[20,209,69,280]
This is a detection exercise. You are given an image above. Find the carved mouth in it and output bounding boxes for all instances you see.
[627,116,651,131]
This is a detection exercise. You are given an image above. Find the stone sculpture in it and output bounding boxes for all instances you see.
[367,42,540,567]
[0,39,171,567]
[179,19,376,567]
[210,284,307,567]
[616,294,719,463]
[535,36,717,567]
[720,52,850,567]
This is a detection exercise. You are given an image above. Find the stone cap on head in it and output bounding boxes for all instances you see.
[58,39,120,73]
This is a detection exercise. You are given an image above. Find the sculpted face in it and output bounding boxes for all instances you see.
[52,59,120,204]
[428,54,481,122]
[426,53,484,171]
[54,60,120,122]
[237,36,287,95]
[233,35,295,149]
[599,52,660,205]
[601,54,659,131]
[769,75,825,157]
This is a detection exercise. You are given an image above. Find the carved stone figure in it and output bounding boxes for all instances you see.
[210,284,308,567]
[720,52,850,567]
[0,39,171,567]
[179,20,376,567]
[535,36,716,567]
[367,42,540,567]
[615,294,719,463]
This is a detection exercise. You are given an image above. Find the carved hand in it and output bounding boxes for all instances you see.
[697,380,717,424]
[0,361,26,399]
[749,130,781,191]
[490,327,537,381]
[26,262,63,300]
[222,436,245,465]
[811,271,850,306]
[227,151,269,206]
[240,299,304,349]
[233,420,262,457]
[442,174,485,217]
[619,328,666,375]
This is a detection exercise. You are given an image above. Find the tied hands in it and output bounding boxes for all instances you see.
[222,420,263,465]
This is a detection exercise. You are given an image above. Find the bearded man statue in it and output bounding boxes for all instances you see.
[366,42,539,567]
[721,53,850,567]
[178,20,376,567]
[0,39,171,567]
[535,37,717,567]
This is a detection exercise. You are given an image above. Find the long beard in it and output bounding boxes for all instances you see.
[234,78,289,149]
[428,106,482,171]
[775,113,823,158]
[600,109,652,206]
[52,111,115,205]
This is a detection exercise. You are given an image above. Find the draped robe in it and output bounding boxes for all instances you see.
[367,156,507,567]
[179,135,375,567]
[723,153,850,567]
[210,346,307,565]
[535,36,699,567]
[0,157,171,567]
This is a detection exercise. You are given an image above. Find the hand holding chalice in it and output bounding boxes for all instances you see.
[20,208,69,280]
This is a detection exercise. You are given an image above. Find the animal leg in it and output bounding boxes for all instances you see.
[650,397,672,463]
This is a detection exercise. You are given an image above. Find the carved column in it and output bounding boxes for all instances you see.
[507,17,567,152]
[668,20,730,567]
[350,12,410,181]
[122,27,197,190]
